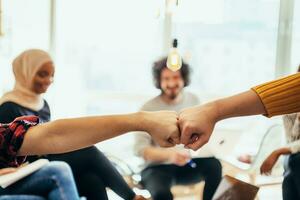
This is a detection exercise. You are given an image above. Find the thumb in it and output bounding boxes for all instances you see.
[184,135,209,151]
[160,138,176,148]
[180,124,194,145]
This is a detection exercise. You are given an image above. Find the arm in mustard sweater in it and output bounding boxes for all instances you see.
[179,73,300,150]
[252,72,300,117]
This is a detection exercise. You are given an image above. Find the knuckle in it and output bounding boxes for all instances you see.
[184,123,192,132]
[191,146,198,151]
[178,117,184,125]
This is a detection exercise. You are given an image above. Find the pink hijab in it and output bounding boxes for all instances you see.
[0,49,53,111]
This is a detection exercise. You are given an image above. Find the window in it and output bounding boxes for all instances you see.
[50,0,167,162]
[174,0,280,96]
[48,0,165,119]
[291,0,300,72]
[173,0,281,155]
[0,0,50,94]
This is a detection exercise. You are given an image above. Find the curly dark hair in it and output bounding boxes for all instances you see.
[152,57,191,89]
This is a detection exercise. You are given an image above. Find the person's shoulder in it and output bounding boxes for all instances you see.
[184,91,200,103]
[140,95,161,111]
[0,102,24,123]
[0,101,23,113]
[0,101,21,108]
[185,91,198,98]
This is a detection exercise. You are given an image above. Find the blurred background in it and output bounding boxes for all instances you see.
[0,0,299,199]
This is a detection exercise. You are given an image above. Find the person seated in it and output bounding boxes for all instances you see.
[260,65,300,200]
[0,115,82,199]
[134,57,222,200]
[0,49,146,200]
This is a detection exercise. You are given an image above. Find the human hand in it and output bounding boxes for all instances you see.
[141,111,180,147]
[168,150,191,166]
[260,151,280,175]
[178,103,218,150]
[0,167,17,175]
[237,154,253,164]
[133,195,147,200]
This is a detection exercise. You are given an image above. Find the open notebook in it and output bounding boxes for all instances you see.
[0,159,49,188]
[213,175,259,200]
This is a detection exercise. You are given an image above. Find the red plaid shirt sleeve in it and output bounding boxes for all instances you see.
[0,116,39,168]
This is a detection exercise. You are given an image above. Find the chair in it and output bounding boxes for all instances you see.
[103,153,139,187]
[221,124,285,185]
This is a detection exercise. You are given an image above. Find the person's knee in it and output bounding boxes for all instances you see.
[0,195,46,200]
[212,159,222,173]
[151,189,173,200]
[42,161,74,179]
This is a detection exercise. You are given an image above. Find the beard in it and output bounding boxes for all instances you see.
[163,87,182,100]
[168,92,177,100]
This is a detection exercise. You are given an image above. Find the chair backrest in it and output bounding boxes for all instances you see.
[249,124,285,173]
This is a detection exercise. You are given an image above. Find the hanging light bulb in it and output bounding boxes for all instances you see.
[166,39,182,71]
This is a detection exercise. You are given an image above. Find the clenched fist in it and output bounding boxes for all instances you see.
[141,111,180,147]
[178,103,218,150]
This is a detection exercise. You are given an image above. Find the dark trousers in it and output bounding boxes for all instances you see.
[141,157,222,200]
[48,146,135,200]
[283,153,300,200]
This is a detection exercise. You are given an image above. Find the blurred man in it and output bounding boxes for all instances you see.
[134,57,222,200]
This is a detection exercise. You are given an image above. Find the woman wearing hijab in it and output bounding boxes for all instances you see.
[0,49,145,200]
[0,50,82,200]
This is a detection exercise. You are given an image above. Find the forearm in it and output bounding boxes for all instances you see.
[215,73,300,120]
[19,112,144,156]
[143,147,171,162]
[274,147,292,156]
[252,73,300,117]
[212,90,267,122]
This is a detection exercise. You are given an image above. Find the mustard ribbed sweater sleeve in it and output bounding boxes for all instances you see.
[252,73,300,117]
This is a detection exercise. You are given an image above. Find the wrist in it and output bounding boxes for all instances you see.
[137,111,162,135]
[134,111,148,132]
[205,101,221,122]
[143,147,173,162]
